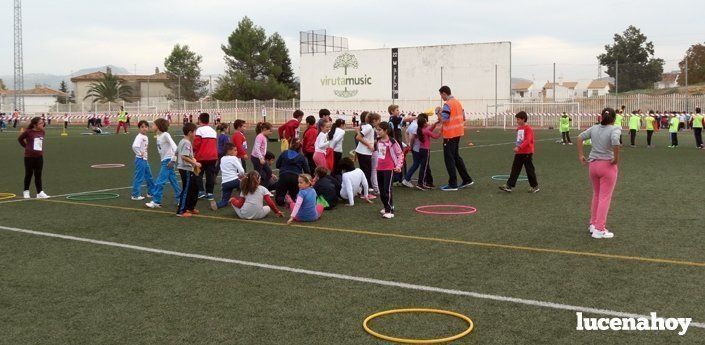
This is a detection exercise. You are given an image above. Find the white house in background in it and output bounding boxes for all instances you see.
[542,81,579,100]
[654,72,679,89]
[511,80,540,100]
[586,79,613,97]
[0,86,68,113]
[71,67,173,105]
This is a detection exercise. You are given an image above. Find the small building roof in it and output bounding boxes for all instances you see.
[659,72,679,84]
[543,81,578,90]
[587,80,613,89]
[0,87,67,97]
[71,72,171,82]
[512,80,534,91]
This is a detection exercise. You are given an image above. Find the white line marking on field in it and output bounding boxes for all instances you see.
[1,224,702,330]
[0,186,132,204]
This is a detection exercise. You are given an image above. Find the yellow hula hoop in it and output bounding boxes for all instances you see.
[0,193,17,201]
[363,308,474,344]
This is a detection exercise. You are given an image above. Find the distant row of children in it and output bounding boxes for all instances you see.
[558,107,704,148]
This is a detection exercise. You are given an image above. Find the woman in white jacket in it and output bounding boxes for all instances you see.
[328,119,346,175]
[313,121,331,168]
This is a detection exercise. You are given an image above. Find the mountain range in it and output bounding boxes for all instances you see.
[0,65,129,90]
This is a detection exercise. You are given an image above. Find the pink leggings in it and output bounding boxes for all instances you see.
[313,152,327,169]
[589,160,618,231]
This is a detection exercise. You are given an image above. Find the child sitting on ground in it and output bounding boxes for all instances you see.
[230,171,283,220]
[313,167,341,210]
[287,174,324,224]
[338,157,372,206]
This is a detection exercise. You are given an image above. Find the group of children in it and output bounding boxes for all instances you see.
[9,101,648,239]
[560,107,705,149]
[128,103,457,221]
[124,98,705,236]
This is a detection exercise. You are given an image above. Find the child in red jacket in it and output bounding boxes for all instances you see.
[301,115,318,174]
[193,112,219,203]
[500,111,539,193]
[278,110,304,144]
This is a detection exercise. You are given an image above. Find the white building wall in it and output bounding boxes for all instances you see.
[0,95,59,113]
[299,42,511,114]
[139,81,172,104]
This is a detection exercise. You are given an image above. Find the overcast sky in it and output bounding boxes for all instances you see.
[1,0,702,83]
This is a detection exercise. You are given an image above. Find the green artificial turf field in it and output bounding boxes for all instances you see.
[1,123,704,344]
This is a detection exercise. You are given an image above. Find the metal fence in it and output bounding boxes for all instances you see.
[10,94,704,129]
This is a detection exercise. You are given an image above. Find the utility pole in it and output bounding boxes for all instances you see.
[615,60,619,109]
[13,0,25,113]
[685,58,689,88]
[553,63,556,103]
[685,58,689,110]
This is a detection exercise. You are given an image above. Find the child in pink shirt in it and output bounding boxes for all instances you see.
[251,122,272,180]
[415,116,441,190]
[375,122,404,219]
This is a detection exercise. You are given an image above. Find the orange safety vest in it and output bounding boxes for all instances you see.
[441,97,465,139]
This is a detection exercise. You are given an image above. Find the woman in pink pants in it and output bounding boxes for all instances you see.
[577,108,621,239]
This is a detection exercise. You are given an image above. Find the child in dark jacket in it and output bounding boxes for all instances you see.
[313,167,341,210]
[275,139,310,205]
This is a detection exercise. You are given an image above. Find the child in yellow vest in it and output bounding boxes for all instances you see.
[692,107,704,149]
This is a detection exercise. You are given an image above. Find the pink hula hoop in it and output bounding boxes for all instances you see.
[415,205,477,215]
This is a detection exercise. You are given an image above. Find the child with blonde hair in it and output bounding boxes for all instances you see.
[287,174,324,224]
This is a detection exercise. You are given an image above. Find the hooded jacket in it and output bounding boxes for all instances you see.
[276,149,310,176]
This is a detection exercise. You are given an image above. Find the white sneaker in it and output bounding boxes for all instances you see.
[23,190,30,199]
[401,180,414,188]
[591,229,615,239]
[145,201,161,209]
[131,196,145,201]
[380,209,387,214]
[382,213,395,219]
[588,224,596,234]
[36,191,50,199]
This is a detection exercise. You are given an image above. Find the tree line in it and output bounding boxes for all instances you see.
[4,21,702,103]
